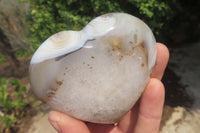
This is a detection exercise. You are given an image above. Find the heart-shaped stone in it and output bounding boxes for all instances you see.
[29,13,156,124]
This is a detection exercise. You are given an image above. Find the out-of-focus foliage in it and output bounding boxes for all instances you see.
[0,0,30,60]
[128,0,172,34]
[0,53,6,63]
[15,48,32,58]
[20,0,172,51]
[0,78,27,129]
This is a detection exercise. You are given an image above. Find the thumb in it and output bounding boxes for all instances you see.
[48,111,90,133]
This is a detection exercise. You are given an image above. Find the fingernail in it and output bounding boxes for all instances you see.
[50,121,62,133]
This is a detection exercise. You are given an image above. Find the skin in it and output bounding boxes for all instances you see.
[48,43,169,133]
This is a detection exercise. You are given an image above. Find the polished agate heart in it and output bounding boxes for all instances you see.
[29,13,156,124]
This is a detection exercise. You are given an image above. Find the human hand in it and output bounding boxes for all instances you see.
[48,43,169,133]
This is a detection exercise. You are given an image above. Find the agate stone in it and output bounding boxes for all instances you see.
[29,13,156,124]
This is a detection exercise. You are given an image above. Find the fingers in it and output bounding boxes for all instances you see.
[151,43,169,80]
[87,123,123,133]
[133,78,165,133]
[117,102,139,133]
[48,111,90,133]
[48,111,123,133]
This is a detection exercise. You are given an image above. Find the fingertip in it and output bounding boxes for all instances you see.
[144,78,165,102]
[133,78,165,133]
[151,43,169,80]
[157,43,170,62]
[48,111,90,133]
[48,111,59,122]
[141,78,165,119]
[48,111,67,123]
[48,111,62,133]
